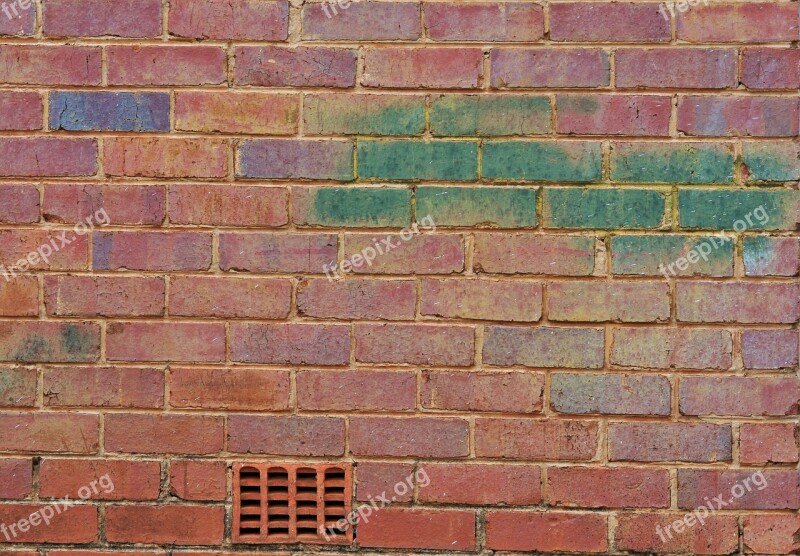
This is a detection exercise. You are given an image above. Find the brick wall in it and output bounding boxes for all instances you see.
[0,0,799,554]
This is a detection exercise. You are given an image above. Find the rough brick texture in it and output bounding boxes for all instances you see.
[0,2,797,554]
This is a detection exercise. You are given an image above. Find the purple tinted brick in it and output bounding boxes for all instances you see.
[742,330,799,370]
[0,2,35,35]
[237,139,354,181]
[49,91,170,132]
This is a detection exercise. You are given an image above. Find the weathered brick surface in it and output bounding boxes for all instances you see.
[1,3,796,553]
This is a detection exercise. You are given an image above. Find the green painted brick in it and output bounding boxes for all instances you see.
[611,235,734,276]
[304,94,425,136]
[293,187,411,227]
[742,141,800,183]
[430,94,551,136]
[482,141,602,183]
[679,189,799,231]
[416,187,537,228]
[357,140,478,181]
[543,188,668,229]
[611,142,735,184]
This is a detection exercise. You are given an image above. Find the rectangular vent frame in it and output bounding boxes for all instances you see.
[233,463,353,545]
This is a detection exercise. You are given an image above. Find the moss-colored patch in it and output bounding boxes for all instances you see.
[357,140,478,181]
[304,95,425,136]
[302,187,412,227]
[743,142,800,183]
[678,189,799,230]
[611,235,734,276]
[416,187,537,228]
[60,323,95,360]
[482,141,602,183]
[430,95,551,136]
[12,335,51,363]
[543,188,667,229]
[612,143,735,184]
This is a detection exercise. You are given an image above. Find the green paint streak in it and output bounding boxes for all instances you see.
[743,143,800,183]
[60,324,95,360]
[416,187,537,228]
[482,141,602,183]
[430,95,551,136]
[543,188,667,229]
[612,143,735,184]
[308,187,412,227]
[12,335,52,363]
[305,96,425,136]
[742,236,775,271]
[679,189,798,231]
[357,140,478,181]
[611,235,733,276]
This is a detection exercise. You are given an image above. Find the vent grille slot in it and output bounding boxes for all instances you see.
[233,463,353,545]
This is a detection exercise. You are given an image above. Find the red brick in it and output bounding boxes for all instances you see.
[169,0,288,40]
[742,329,799,370]
[0,367,37,407]
[0,91,41,130]
[740,424,799,464]
[677,282,800,323]
[105,414,223,455]
[484,326,605,369]
[557,94,671,136]
[43,366,164,409]
[474,233,595,275]
[420,464,540,505]
[93,231,211,271]
[169,276,291,319]
[742,48,800,90]
[677,3,798,43]
[355,323,474,366]
[350,416,469,458]
[486,511,608,553]
[0,504,97,543]
[356,462,415,502]
[678,469,799,510]
[239,138,353,180]
[611,327,733,370]
[106,505,224,545]
[43,0,161,37]
[44,183,165,226]
[104,137,227,179]
[550,467,670,508]
[47,552,157,556]
[106,322,225,363]
[175,92,298,134]
[297,370,416,411]
[357,508,475,550]
[363,48,483,89]
[549,281,670,322]
[40,459,160,501]
[169,184,288,227]
[219,232,337,273]
[345,233,465,274]
[0,138,97,177]
[107,45,226,85]
[0,229,88,273]
[170,460,227,501]
[743,515,800,554]
[609,423,732,462]
[681,376,800,417]
[422,370,544,414]
[617,48,737,89]
[0,413,98,453]
[231,323,349,365]
[0,276,38,317]
[425,2,543,42]
[616,513,738,554]
[228,415,345,456]
[0,459,31,499]
[679,96,799,137]
[0,321,100,363]
[297,278,415,320]
[0,45,101,85]
[0,184,39,223]
[491,48,609,88]
[551,2,670,42]
[745,237,800,276]
[169,368,290,411]
[44,276,164,317]
[421,278,542,321]
[303,1,420,40]
[475,418,597,460]
[235,46,356,87]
